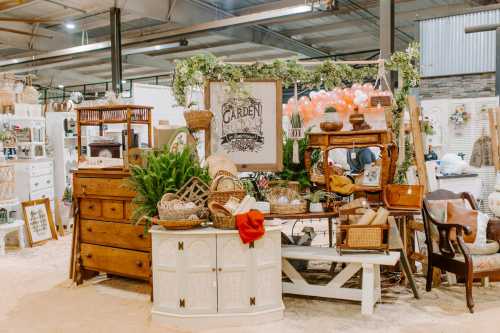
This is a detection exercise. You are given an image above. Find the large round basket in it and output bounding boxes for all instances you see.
[157,193,201,220]
[152,217,205,230]
[212,215,236,229]
[184,110,213,130]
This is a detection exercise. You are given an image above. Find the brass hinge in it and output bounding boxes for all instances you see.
[250,297,256,306]
[178,241,184,251]
[179,298,186,308]
[249,241,254,249]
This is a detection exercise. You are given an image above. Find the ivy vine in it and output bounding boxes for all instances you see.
[172,43,421,184]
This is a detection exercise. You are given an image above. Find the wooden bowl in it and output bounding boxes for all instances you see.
[320,121,343,132]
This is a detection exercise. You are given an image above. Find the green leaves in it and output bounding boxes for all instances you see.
[127,146,211,226]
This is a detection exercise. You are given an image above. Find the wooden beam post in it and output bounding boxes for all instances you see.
[407,96,428,192]
[380,0,395,90]
[489,108,500,171]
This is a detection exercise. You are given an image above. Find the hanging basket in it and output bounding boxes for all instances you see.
[184,110,213,130]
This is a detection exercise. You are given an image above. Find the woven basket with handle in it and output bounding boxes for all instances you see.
[208,175,246,205]
[184,110,213,130]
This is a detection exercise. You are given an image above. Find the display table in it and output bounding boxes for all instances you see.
[264,211,339,247]
[282,245,400,315]
[150,226,284,329]
[0,220,25,255]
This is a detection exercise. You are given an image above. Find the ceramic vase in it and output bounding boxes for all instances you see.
[309,202,324,213]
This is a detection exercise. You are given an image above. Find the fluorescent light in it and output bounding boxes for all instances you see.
[292,4,312,13]
[154,45,161,50]
[65,22,76,29]
[121,80,127,84]
[58,84,64,89]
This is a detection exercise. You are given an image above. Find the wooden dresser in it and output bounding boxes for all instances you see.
[71,169,151,285]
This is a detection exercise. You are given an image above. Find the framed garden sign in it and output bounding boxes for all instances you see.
[22,198,58,246]
[205,79,283,172]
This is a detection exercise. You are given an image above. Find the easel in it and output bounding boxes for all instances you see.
[488,107,500,172]
[404,96,443,285]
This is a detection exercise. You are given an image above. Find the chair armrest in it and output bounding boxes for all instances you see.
[434,222,472,236]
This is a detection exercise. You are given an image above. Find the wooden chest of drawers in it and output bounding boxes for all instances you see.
[71,169,151,285]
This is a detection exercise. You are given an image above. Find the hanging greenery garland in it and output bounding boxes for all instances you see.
[172,42,420,184]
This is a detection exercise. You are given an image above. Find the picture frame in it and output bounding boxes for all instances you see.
[362,163,381,187]
[205,79,283,172]
[22,198,58,246]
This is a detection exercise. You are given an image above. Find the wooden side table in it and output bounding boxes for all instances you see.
[0,220,25,255]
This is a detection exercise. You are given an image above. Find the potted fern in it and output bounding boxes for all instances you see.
[128,146,211,229]
[320,106,343,132]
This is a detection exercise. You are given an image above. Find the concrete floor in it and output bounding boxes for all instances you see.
[2,235,500,333]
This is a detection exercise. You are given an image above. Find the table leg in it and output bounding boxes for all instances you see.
[328,217,333,248]
[18,225,25,249]
[374,264,381,302]
[0,231,6,256]
[399,249,420,299]
[361,263,375,315]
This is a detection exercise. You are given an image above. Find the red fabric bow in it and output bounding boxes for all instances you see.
[235,210,265,244]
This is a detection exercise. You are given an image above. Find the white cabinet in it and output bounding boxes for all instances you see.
[10,159,55,214]
[151,226,283,329]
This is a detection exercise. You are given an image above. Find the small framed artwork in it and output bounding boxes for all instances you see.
[362,163,381,187]
[22,198,58,246]
[205,79,283,172]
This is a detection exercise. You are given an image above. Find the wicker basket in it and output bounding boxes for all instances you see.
[157,193,201,220]
[184,110,213,130]
[212,214,236,229]
[337,224,389,252]
[208,175,246,205]
[267,187,307,215]
[152,216,205,230]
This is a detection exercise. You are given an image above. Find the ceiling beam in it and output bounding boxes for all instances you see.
[166,0,329,57]
[33,68,103,85]
[123,54,174,71]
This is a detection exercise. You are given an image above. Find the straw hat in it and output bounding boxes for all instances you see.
[205,154,237,178]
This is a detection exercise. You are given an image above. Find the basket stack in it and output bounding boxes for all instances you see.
[208,174,246,205]
[155,193,205,230]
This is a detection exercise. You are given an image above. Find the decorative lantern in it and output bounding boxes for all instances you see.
[288,82,304,164]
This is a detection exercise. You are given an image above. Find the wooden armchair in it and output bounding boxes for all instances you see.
[422,189,500,313]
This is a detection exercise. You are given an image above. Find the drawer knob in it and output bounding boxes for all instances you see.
[136,261,143,268]
[138,234,144,239]
[212,268,216,272]
[34,182,39,186]
[88,205,94,210]
[86,253,92,259]
[86,227,92,232]
[111,207,116,212]
[218,268,222,272]
[46,180,50,184]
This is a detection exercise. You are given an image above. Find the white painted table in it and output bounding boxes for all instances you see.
[0,220,25,255]
[282,245,400,315]
[150,226,284,329]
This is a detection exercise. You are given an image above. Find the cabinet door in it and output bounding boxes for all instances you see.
[216,233,252,313]
[181,235,217,314]
[251,230,282,311]
[153,237,180,313]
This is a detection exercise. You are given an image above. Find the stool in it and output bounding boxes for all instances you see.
[0,220,25,255]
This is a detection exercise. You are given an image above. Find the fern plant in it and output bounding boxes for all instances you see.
[127,146,210,228]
